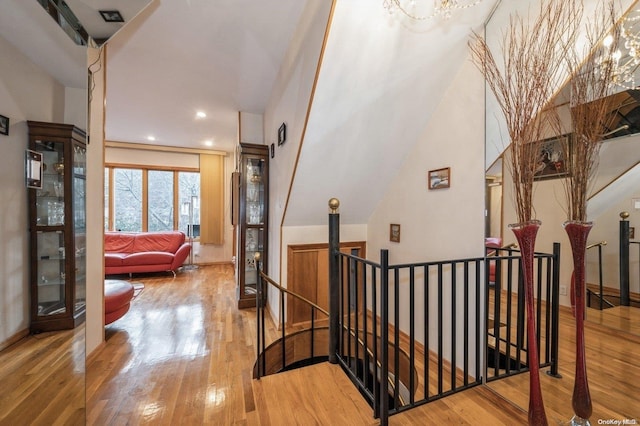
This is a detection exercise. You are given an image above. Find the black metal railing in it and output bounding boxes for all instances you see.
[251,200,561,426]
[631,241,640,304]
[485,244,561,381]
[327,202,560,425]
[254,255,329,379]
[585,241,611,310]
[620,214,632,306]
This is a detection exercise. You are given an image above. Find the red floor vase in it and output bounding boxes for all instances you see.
[563,220,593,426]
[509,220,548,426]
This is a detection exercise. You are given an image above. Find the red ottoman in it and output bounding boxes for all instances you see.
[105,279,135,325]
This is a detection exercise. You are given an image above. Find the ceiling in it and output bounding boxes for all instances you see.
[0,0,308,154]
[103,0,308,152]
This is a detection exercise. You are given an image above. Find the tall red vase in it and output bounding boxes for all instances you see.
[563,220,593,425]
[509,220,548,426]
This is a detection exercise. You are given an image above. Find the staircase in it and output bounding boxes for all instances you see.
[252,205,561,425]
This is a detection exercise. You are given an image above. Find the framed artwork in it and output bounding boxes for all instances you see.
[428,167,450,190]
[270,143,275,159]
[532,134,570,180]
[390,223,400,243]
[278,122,286,145]
[0,114,9,135]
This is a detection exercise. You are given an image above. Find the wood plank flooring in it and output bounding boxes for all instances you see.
[0,325,85,425]
[2,264,639,425]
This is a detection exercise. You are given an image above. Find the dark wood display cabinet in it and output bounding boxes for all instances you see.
[235,143,269,309]
[27,121,86,333]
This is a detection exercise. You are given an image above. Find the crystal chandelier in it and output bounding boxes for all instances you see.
[601,9,640,89]
[382,0,484,20]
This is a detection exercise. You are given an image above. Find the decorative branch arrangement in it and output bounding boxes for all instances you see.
[563,1,621,222]
[560,3,624,424]
[469,2,582,425]
[469,0,579,223]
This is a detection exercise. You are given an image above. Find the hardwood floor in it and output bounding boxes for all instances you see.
[0,325,85,425]
[2,264,638,424]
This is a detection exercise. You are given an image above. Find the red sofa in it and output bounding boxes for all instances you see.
[105,231,191,276]
[485,237,502,284]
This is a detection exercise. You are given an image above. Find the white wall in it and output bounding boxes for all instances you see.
[0,35,68,345]
[85,46,106,356]
[64,86,87,130]
[367,55,486,371]
[263,0,334,289]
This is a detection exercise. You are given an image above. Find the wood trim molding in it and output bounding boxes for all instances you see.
[105,162,199,172]
[106,140,228,156]
[0,328,30,352]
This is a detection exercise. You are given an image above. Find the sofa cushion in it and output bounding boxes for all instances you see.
[105,233,137,254]
[105,253,126,267]
[131,232,185,253]
[121,251,175,266]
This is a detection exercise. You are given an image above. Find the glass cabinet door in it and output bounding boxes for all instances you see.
[237,143,269,309]
[35,231,67,316]
[35,140,65,227]
[244,227,264,296]
[245,157,265,225]
[244,157,265,298]
[73,142,86,315]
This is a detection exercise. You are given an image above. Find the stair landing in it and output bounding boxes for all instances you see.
[252,361,530,425]
[253,362,377,425]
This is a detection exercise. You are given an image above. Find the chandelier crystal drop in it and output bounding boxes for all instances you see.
[382,0,484,20]
[599,8,640,90]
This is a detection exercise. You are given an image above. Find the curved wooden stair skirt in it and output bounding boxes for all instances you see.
[253,326,419,408]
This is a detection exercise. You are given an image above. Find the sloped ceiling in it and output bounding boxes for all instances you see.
[284,0,498,226]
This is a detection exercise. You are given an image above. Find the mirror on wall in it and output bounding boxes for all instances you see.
[484,0,640,341]
[0,0,151,422]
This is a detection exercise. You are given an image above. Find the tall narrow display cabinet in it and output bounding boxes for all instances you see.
[27,121,87,333]
[235,143,269,309]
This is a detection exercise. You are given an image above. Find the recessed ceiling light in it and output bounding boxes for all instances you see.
[147,135,156,141]
[204,140,214,147]
[196,111,207,118]
[99,10,124,23]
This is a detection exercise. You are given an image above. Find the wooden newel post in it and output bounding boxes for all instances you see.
[620,211,630,306]
[328,198,340,364]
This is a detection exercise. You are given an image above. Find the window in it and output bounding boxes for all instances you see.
[105,166,200,235]
[148,170,174,232]
[104,168,109,230]
[178,172,200,237]
[113,168,142,232]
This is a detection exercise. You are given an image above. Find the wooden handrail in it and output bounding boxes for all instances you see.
[258,269,408,406]
[258,270,329,317]
[586,241,607,250]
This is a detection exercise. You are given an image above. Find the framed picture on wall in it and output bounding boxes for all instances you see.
[0,114,9,135]
[278,122,286,145]
[428,167,450,190]
[390,223,400,243]
[532,134,570,180]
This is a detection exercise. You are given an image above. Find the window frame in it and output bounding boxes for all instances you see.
[105,163,200,238]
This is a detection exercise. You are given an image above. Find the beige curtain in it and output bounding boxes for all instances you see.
[199,154,224,244]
